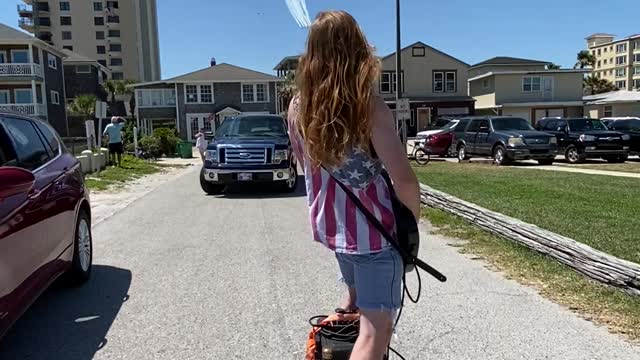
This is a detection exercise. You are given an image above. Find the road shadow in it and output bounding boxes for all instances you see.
[0,265,132,360]
[214,175,307,199]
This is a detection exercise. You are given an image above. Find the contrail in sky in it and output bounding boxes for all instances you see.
[285,0,312,28]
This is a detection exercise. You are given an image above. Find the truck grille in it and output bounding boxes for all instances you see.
[221,147,268,164]
[524,137,549,145]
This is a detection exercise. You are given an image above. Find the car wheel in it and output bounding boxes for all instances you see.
[446,144,457,158]
[457,144,468,162]
[66,209,92,286]
[538,159,554,166]
[492,145,508,166]
[565,145,584,164]
[414,148,430,165]
[200,168,224,195]
[281,163,298,193]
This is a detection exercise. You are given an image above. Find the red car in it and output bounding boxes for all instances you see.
[424,131,456,157]
[0,113,93,340]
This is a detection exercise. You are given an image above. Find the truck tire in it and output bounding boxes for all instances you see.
[457,144,469,162]
[565,145,584,164]
[200,169,224,195]
[280,163,298,193]
[492,145,509,166]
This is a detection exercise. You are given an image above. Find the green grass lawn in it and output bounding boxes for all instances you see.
[85,155,165,191]
[570,161,640,174]
[414,162,640,264]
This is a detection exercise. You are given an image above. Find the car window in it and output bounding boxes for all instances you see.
[466,120,480,132]
[0,125,18,167]
[492,117,534,131]
[478,119,490,132]
[33,120,61,156]
[555,120,567,131]
[455,119,470,131]
[567,119,607,131]
[616,120,640,131]
[543,120,557,131]
[3,117,52,171]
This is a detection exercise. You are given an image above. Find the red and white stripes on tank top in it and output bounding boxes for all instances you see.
[288,98,396,254]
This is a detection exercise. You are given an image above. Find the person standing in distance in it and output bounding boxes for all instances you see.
[195,128,208,162]
[288,11,420,360]
[103,116,125,167]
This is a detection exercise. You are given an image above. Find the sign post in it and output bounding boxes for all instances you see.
[396,98,410,150]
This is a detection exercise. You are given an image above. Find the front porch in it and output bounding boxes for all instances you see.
[0,82,48,118]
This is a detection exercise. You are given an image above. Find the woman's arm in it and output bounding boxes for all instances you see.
[370,97,421,221]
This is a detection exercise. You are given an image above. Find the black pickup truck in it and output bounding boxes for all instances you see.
[536,117,630,163]
[199,114,298,195]
[455,116,558,165]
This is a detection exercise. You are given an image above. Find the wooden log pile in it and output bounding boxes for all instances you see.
[420,183,640,296]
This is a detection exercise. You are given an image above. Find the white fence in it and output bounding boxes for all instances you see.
[0,103,47,116]
[0,63,43,78]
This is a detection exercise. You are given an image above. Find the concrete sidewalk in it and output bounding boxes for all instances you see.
[519,165,640,178]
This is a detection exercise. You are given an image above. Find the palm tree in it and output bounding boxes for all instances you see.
[575,50,596,69]
[103,79,117,104]
[546,63,561,70]
[279,72,297,117]
[67,94,97,119]
[583,75,617,95]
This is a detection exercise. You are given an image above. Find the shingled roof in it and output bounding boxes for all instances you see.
[470,56,551,69]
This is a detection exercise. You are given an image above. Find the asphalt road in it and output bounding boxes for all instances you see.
[2,166,640,360]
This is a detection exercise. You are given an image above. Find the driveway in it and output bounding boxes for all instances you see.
[1,167,639,359]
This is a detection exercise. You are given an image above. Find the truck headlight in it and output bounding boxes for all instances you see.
[205,150,217,162]
[622,134,631,141]
[507,137,524,146]
[549,137,557,144]
[579,134,596,142]
[274,149,289,163]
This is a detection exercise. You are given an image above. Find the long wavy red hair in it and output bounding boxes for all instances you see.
[295,10,380,168]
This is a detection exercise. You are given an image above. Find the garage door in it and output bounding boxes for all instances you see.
[504,110,530,123]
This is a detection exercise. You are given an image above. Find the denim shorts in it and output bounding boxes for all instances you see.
[335,246,403,312]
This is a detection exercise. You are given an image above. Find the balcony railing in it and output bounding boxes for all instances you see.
[0,63,43,78]
[0,103,47,117]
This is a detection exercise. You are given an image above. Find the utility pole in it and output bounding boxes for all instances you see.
[395,0,407,148]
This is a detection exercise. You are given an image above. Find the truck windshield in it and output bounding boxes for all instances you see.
[216,116,287,137]
[492,117,534,131]
[568,119,608,131]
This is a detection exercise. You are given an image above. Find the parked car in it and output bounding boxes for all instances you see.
[416,118,460,141]
[200,114,298,195]
[601,117,640,155]
[0,113,93,340]
[455,116,558,165]
[422,118,471,157]
[536,117,630,163]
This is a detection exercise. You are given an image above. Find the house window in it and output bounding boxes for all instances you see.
[597,48,601,56]
[107,1,119,8]
[97,46,106,54]
[96,31,105,40]
[412,46,425,57]
[199,85,213,103]
[241,83,269,103]
[482,79,489,89]
[10,50,29,63]
[616,43,627,53]
[98,60,107,67]
[61,31,72,40]
[0,90,9,104]
[50,90,60,105]
[185,84,214,103]
[108,30,121,38]
[433,71,456,92]
[380,72,391,93]
[109,44,122,52]
[110,58,123,66]
[604,105,613,117]
[635,66,640,75]
[597,60,601,68]
[615,80,626,89]
[76,65,91,73]
[94,17,104,25]
[47,53,57,69]
[107,16,120,23]
[634,54,640,63]
[634,41,640,50]
[94,2,103,11]
[14,89,33,104]
[634,79,640,90]
[522,76,541,92]
[63,46,73,51]
[604,47,608,53]
[616,68,626,77]
[60,16,72,26]
[603,59,608,65]
[112,72,124,80]
[138,89,176,107]
[59,2,70,11]
[616,56,627,65]
[0,51,5,63]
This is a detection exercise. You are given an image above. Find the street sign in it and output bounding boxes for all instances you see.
[396,98,411,121]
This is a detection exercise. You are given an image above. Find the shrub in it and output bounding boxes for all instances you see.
[139,136,162,158]
[153,127,180,157]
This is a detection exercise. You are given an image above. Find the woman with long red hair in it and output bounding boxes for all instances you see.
[288,10,421,359]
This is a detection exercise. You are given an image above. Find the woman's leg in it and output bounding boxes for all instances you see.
[335,253,357,311]
[349,247,403,360]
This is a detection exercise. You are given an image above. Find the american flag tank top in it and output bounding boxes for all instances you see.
[287,97,397,254]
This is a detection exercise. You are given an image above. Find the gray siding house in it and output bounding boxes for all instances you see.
[0,23,66,135]
[61,49,110,103]
[130,62,283,142]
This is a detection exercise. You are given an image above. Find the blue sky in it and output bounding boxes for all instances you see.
[1,0,638,79]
